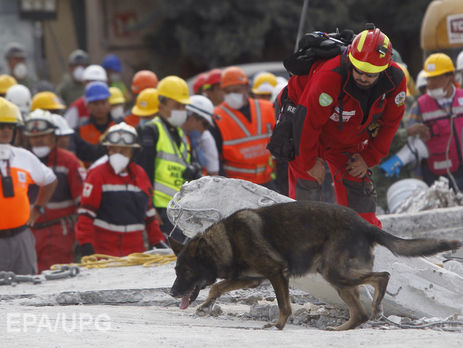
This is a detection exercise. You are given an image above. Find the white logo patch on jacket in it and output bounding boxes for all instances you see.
[329,107,356,122]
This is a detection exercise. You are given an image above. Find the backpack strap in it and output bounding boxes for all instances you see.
[337,51,348,130]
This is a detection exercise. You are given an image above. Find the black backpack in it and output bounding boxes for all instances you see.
[266,30,354,162]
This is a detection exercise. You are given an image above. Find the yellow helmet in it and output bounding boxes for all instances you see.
[31,92,65,111]
[157,76,191,105]
[0,97,20,124]
[0,74,17,94]
[109,87,125,105]
[423,53,455,78]
[252,72,277,95]
[131,88,159,117]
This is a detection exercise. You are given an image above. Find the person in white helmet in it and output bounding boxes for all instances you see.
[23,109,84,272]
[75,122,166,257]
[64,64,108,129]
[52,114,75,150]
[415,70,427,96]
[5,84,31,147]
[183,95,219,175]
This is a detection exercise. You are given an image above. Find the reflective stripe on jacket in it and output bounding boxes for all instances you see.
[214,98,275,184]
[152,118,190,208]
[418,89,463,176]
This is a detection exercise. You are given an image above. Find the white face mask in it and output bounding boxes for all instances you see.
[168,109,187,127]
[13,63,28,80]
[224,93,244,109]
[0,144,11,160]
[427,87,447,99]
[32,146,51,158]
[72,66,85,82]
[111,105,125,121]
[109,153,130,174]
[455,72,463,86]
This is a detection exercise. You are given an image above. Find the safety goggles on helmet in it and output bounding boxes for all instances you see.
[24,119,55,135]
[104,130,139,147]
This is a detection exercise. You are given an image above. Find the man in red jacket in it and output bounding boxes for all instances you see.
[288,27,406,227]
[24,110,84,272]
[76,122,165,257]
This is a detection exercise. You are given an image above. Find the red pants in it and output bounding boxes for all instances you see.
[290,151,382,228]
[32,220,75,273]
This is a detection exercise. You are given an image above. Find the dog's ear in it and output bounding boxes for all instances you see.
[169,237,185,256]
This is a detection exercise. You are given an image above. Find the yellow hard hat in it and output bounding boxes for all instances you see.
[0,97,20,124]
[31,91,65,111]
[131,88,159,117]
[157,76,191,105]
[423,53,455,78]
[109,87,125,105]
[0,74,17,94]
[252,72,277,95]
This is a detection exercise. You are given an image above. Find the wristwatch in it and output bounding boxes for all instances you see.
[33,205,45,215]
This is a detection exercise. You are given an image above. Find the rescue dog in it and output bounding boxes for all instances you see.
[169,201,461,330]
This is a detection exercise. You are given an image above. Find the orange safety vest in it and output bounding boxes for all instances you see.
[214,98,275,184]
[79,120,115,145]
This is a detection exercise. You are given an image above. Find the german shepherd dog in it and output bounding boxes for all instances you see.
[169,201,461,330]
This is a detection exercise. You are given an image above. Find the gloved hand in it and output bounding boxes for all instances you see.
[79,243,95,257]
[379,155,403,178]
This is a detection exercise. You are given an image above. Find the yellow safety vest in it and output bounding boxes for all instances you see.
[151,117,190,208]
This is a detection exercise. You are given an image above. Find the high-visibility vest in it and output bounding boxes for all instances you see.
[214,98,275,184]
[418,89,463,175]
[151,118,190,208]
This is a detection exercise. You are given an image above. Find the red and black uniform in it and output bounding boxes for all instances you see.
[75,160,165,256]
[28,147,84,272]
[289,55,406,226]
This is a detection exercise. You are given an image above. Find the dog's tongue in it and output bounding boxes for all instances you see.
[179,292,191,310]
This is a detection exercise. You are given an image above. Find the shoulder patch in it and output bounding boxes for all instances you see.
[395,91,406,106]
[83,182,93,198]
[319,93,333,107]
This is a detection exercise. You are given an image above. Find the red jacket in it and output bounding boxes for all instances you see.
[76,160,164,256]
[288,55,406,193]
[28,147,84,222]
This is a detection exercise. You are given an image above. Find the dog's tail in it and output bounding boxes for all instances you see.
[369,225,461,257]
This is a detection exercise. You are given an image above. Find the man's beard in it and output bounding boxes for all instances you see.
[353,77,379,90]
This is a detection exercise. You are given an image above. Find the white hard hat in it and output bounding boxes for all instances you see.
[102,122,140,147]
[24,109,56,136]
[52,114,74,136]
[457,50,463,71]
[415,70,427,89]
[271,77,288,103]
[185,95,214,125]
[82,64,108,82]
[5,84,31,115]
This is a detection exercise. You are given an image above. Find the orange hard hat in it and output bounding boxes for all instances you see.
[220,66,248,89]
[131,70,158,95]
[193,73,208,94]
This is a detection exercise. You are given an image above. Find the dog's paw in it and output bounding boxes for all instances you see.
[262,321,285,330]
[195,304,213,317]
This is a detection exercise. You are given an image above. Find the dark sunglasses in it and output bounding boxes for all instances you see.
[352,67,380,79]
[0,123,16,130]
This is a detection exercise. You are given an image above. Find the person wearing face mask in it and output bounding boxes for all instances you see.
[76,81,115,167]
[57,49,89,107]
[137,76,192,243]
[203,69,224,106]
[23,109,84,272]
[4,42,37,92]
[407,53,463,191]
[129,88,159,128]
[108,87,126,122]
[0,99,57,275]
[183,95,219,176]
[211,66,276,188]
[102,54,132,104]
[76,122,166,257]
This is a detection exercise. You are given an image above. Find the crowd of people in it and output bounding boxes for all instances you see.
[1,30,463,275]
